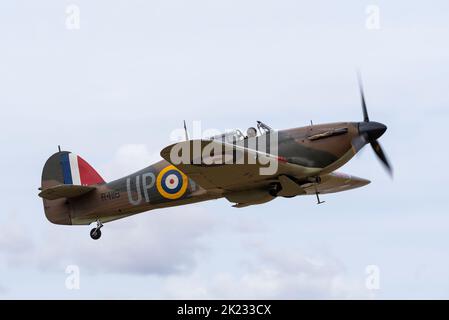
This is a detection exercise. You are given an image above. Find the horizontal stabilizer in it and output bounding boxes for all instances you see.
[38,184,96,200]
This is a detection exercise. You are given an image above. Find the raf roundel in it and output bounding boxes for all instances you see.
[156,165,188,200]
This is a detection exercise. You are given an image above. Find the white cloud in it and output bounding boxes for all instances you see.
[0,215,35,267]
[0,284,8,295]
[161,245,367,299]
[0,205,369,299]
[100,144,163,181]
[0,207,217,277]
[34,207,216,276]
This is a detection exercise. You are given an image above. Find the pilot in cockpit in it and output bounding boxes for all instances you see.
[246,127,258,139]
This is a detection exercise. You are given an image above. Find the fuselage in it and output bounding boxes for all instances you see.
[65,122,360,224]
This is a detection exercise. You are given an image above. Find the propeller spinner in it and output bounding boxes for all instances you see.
[353,72,393,176]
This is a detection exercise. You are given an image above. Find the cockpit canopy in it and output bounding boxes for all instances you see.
[208,121,274,143]
[209,129,246,143]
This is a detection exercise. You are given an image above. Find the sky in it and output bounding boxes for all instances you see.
[0,0,449,299]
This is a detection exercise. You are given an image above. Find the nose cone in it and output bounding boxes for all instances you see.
[358,121,387,140]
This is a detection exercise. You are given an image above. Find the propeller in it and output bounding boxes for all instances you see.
[353,72,393,176]
[358,71,370,122]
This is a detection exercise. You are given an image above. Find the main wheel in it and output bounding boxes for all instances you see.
[90,228,102,240]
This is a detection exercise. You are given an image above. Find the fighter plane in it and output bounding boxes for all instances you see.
[39,76,391,240]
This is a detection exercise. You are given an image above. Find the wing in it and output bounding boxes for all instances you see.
[160,139,320,193]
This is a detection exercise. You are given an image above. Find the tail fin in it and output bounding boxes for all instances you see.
[40,151,105,225]
[59,152,105,186]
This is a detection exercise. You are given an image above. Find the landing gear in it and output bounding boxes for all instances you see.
[90,220,103,240]
[269,182,282,197]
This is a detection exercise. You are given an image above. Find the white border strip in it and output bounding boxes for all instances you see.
[69,153,81,185]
